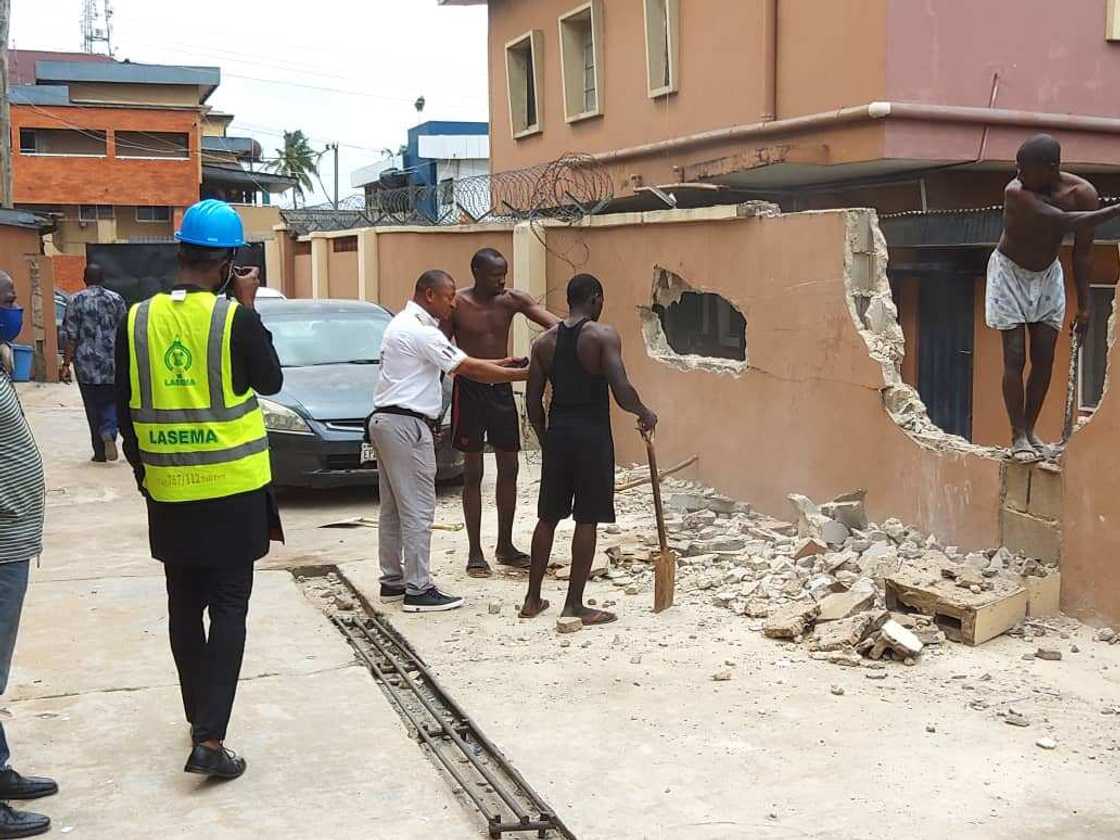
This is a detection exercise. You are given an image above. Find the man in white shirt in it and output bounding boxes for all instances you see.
[370,270,529,612]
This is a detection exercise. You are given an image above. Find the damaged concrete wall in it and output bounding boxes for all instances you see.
[1061,291,1120,625]
[545,207,1005,549]
[639,267,749,376]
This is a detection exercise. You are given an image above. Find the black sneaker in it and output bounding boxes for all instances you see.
[380,584,406,603]
[402,587,464,613]
[0,803,50,838]
[184,744,246,780]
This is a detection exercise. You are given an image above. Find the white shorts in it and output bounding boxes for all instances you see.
[985,249,1065,332]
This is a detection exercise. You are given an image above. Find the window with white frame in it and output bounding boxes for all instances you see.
[136,206,171,223]
[1108,0,1120,40]
[505,31,544,138]
[1079,284,1117,410]
[644,0,679,97]
[78,205,113,222]
[559,2,602,122]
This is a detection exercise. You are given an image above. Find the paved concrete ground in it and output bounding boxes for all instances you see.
[12,382,1120,839]
[11,384,476,839]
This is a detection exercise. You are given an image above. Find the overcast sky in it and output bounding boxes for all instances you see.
[11,0,490,207]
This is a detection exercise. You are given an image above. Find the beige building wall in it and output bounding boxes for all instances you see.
[114,207,174,242]
[328,244,359,300]
[485,0,889,183]
[293,251,313,299]
[234,205,284,242]
[67,82,201,108]
[375,228,517,312]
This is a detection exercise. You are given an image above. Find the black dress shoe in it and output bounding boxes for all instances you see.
[0,803,50,839]
[184,744,246,780]
[0,769,57,801]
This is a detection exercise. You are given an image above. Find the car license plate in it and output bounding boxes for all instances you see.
[360,443,377,465]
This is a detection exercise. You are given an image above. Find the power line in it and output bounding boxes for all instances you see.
[221,72,423,104]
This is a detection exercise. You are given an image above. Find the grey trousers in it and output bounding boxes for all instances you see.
[369,413,436,596]
[0,560,30,768]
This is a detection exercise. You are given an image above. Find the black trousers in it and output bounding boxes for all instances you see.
[77,382,117,459]
[164,561,254,744]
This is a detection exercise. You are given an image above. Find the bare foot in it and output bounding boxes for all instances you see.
[495,546,531,569]
[519,597,550,618]
[562,606,618,626]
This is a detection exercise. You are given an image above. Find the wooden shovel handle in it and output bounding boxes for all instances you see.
[644,434,670,553]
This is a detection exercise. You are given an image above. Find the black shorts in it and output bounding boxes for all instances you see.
[538,422,615,524]
[451,378,521,453]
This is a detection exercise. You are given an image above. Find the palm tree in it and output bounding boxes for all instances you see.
[268,130,319,208]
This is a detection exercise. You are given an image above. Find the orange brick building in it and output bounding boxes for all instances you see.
[9,52,295,292]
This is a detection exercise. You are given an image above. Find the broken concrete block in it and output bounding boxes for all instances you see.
[880,620,924,658]
[822,550,861,575]
[1002,461,1031,514]
[1025,573,1061,618]
[1027,465,1062,522]
[964,552,990,571]
[1035,647,1062,661]
[858,544,900,586]
[816,586,877,621]
[556,617,583,634]
[1000,508,1060,565]
[805,574,838,599]
[488,601,502,615]
[711,670,733,682]
[813,614,873,651]
[762,601,820,639]
[943,566,986,590]
[820,519,850,547]
[881,518,908,543]
[884,570,1027,646]
[713,589,737,608]
[820,499,869,532]
[666,493,711,513]
[793,537,828,561]
[744,598,772,618]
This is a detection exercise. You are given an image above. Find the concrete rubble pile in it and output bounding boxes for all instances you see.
[604,478,1063,667]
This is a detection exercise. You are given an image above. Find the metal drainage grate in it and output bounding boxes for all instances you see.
[300,569,577,839]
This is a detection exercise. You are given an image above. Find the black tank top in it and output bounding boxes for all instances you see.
[548,318,610,425]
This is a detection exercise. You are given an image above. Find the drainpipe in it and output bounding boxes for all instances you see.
[580,102,1120,167]
[761,0,778,121]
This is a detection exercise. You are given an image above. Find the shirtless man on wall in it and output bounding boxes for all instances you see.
[450,248,559,577]
[989,134,1120,461]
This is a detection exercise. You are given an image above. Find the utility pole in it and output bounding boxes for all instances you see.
[330,142,339,209]
[0,0,12,209]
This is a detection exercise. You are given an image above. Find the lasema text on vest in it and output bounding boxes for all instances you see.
[148,428,220,446]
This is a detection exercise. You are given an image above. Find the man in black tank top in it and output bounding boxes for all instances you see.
[519,275,657,626]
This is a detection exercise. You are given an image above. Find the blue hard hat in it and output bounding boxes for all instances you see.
[175,199,245,249]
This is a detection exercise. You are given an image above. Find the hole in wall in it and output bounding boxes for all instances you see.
[640,266,748,375]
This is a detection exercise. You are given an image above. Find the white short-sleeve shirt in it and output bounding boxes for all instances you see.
[374,300,466,419]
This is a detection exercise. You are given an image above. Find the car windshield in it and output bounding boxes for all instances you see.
[262,309,391,368]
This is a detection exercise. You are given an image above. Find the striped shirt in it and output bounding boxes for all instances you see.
[0,369,45,564]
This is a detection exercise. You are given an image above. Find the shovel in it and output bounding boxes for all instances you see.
[1062,329,1083,445]
[642,430,677,613]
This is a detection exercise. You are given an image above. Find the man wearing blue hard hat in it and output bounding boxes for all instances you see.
[114,199,284,781]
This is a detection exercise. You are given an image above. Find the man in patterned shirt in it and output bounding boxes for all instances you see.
[0,271,59,839]
[60,264,127,462]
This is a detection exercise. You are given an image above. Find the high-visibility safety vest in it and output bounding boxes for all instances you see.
[127,291,271,502]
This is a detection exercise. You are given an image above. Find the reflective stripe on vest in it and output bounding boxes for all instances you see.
[128,292,271,503]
